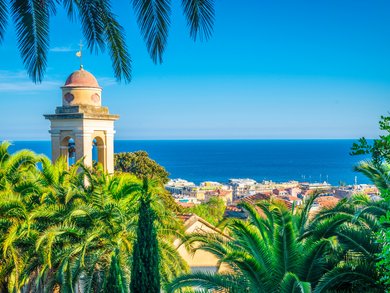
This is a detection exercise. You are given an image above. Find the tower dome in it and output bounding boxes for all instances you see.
[61,67,102,107]
[64,67,100,88]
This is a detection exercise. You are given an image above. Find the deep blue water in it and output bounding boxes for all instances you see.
[7,140,370,185]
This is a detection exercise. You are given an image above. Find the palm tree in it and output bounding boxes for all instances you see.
[0,143,188,292]
[168,200,320,293]
[0,0,215,83]
[0,141,39,192]
[168,195,387,293]
[32,162,187,292]
[0,142,41,292]
[354,160,390,192]
[301,195,386,292]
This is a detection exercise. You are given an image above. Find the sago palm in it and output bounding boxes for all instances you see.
[168,194,387,293]
[168,200,325,293]
[301,194,387,292]
[0,0,215,83]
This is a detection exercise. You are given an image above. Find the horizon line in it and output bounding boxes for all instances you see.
[3,138,374,142]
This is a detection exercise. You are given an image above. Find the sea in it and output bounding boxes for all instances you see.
[7,140,370,186]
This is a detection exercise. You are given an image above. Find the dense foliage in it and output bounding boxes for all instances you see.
[0,0,215,83]
[169,194,387,292]
[352,115,390,289]
[0,142,187,292]
[351,115,390,165]
[187,196,226,226]
[114,151,170,184]
[114,151,181,213]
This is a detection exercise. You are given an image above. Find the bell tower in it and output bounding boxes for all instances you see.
[44,66,119,173]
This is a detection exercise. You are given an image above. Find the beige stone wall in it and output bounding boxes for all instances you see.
[176,216,231,273]
[48,118,116,174]
[62,87,102,107]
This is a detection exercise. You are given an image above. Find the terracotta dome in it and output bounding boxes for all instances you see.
[64,67,100,88]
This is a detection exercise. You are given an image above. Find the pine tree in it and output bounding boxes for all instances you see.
[130,178,161,293]
[105,249,127,293]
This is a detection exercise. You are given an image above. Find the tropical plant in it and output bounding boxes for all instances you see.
[302,194,386,292]
[0,141,42,292]
[187,196,226,226]
[0,0,215,83]
[0,142,188,292]
[36,164,187,292]
[169,200,315,293]
[354,160,390,192]
[168,195,387,292]
[352,115,390,290]
[377,208,390,290]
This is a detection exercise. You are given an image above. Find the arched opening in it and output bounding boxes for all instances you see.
[60,136,76,166]
[92,136,105,170]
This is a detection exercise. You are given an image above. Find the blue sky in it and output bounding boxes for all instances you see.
[0,0,389,140]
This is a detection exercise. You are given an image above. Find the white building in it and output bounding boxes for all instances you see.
[165,179,196,196]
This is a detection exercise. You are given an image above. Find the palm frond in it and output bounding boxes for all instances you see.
[297,193,320,236]
[271,205,300,278]
[11,0,54,83]
[221,251,269,291]
[166,272,247,293]
[181,0,214,41]
[62,0,76,20]
[280,272,311,293]
[0,141,11,166]
[301,213,352,241]
[99,1,132,83]
[4,149,37,185]
[239,201,271,247]
[132,0,171,63]
[313,263,380,293]
[0,0,7,43]
[354,160,390,191]
[75,0,106,53]
[336,224,379,259]
[229,220,273,271]
[300,238,336,283]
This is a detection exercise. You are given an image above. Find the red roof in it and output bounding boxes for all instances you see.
[64,68,100,88]
[242,193,271,205]
[316,196,339,208]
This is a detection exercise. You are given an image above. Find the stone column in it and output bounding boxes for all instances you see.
[105,131,115,174]
[97,144,107,172]
[50,131,61,163]
[75,131,93,168]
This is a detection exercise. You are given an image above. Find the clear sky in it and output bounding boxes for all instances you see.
[0,0,389,140]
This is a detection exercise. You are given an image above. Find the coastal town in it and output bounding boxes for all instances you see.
[166,178,380,216]
[1,0,389,291]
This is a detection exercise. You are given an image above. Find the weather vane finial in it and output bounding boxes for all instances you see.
[76,40,83,69]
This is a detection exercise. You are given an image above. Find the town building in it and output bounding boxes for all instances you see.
[301,182,332,191]
[165,179,196,196]
[229,178,257,199]
[204,189,233,204]
[175,214,230,273]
